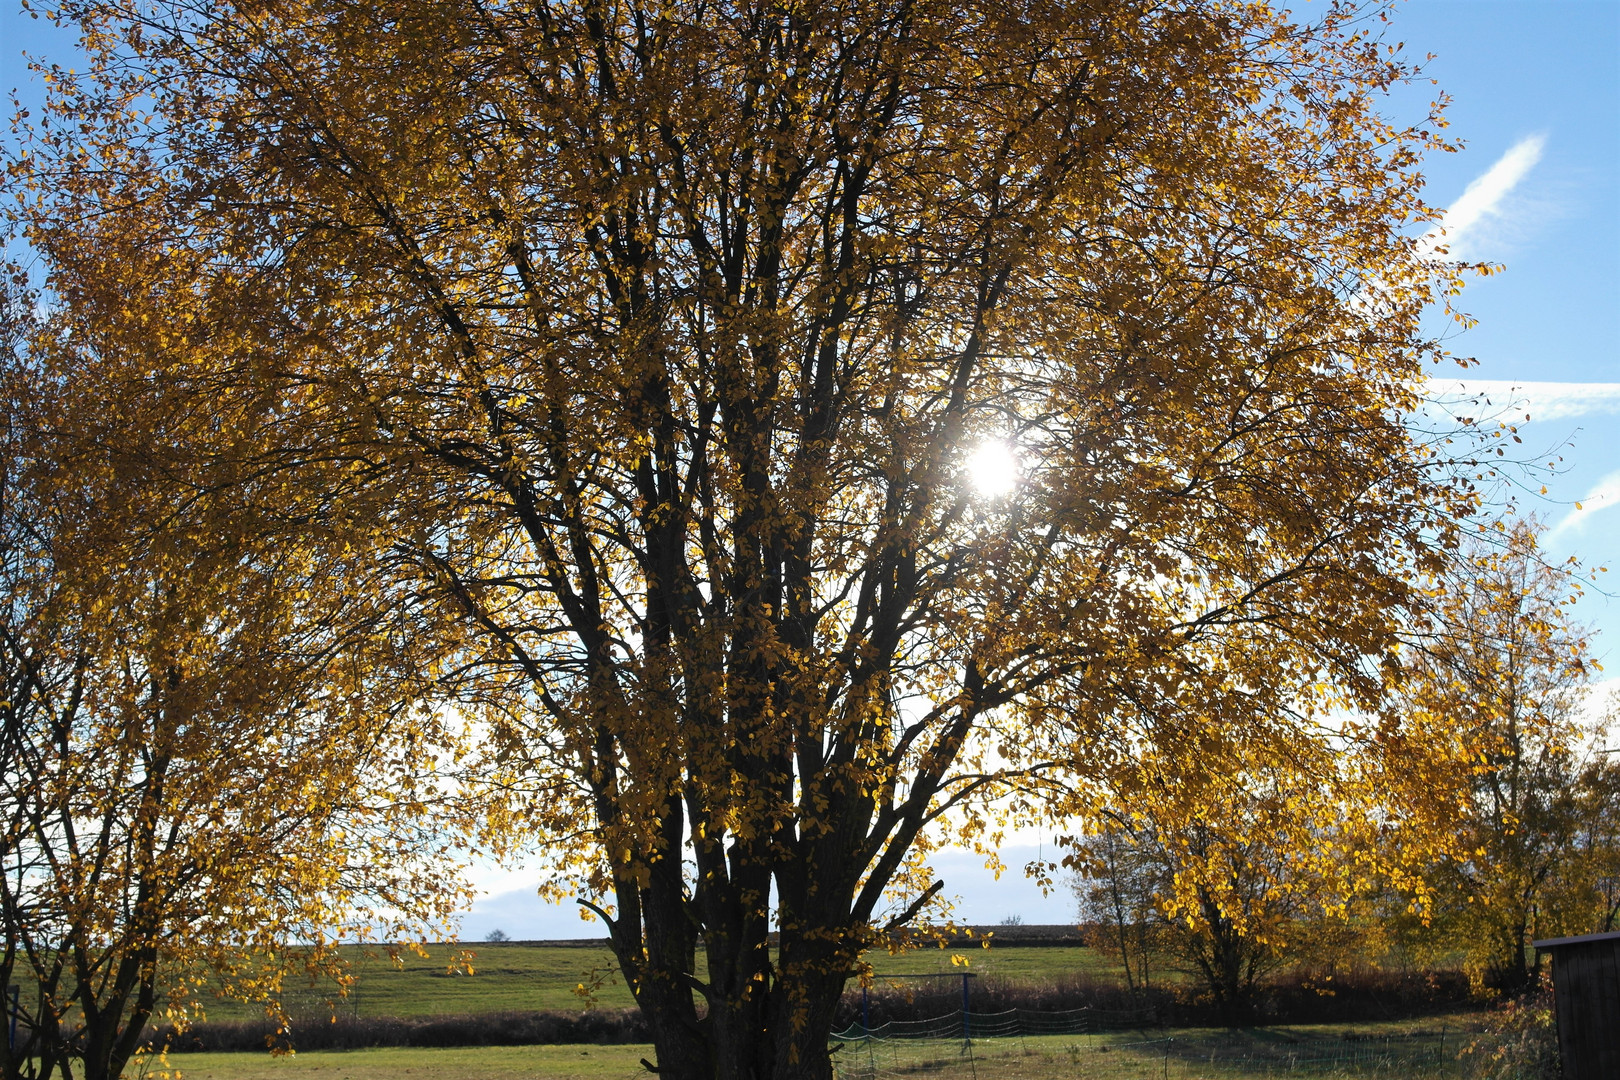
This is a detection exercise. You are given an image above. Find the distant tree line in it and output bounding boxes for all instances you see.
[1072,524,1618,1019]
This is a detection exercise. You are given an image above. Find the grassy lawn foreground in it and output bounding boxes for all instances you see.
[141,1025,1480,1080]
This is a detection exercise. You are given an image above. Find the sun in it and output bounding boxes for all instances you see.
[965,440,1020,498]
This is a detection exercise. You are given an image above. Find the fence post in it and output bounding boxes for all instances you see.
[961,973,970,1045]
[866,1003,877,1080]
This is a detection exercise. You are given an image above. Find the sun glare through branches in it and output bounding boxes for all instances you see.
[966,440,1020,498]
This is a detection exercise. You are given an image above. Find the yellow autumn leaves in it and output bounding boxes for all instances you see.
[0,0,1546,1077]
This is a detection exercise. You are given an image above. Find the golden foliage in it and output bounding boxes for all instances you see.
[1393,522,1608,994]
[4,0,1496,1074]
[0,292,469,1080]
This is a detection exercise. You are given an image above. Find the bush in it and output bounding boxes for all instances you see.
[147,964,1484,1052]
[1461,979,1560,1080]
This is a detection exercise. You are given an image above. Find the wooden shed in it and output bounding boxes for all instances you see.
[1533,930,1620,1080]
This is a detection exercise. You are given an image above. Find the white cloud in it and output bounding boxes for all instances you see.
[1419,135,1546,260]
[1578,680,1618,749]
[460,883,604,942]
[1425,379,1620,423]
[1547,469,1620,541]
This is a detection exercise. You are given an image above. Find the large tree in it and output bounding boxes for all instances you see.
[0,292,466,1080]
[11,0,1482,1075]
[1397,524,1602,993]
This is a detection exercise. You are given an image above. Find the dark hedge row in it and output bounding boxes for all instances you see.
[1257,968,1476,1024]
[149,967,1477,1052]
[832,967,1477,1029]
[148,1007,649,1053]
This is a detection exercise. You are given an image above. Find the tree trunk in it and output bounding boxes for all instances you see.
[75,963,156,1080]
[1488,917,1533,994]
[618,935,852,1080]
[602,827,863,1080]
[601,857,712,1080]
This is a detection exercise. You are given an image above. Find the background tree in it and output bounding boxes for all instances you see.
[0,292,467,1080]
[1068,733,1370,1023]
[1395,523,1601,993]
[10,0,1484,1076]
[1564,758,1620,934]
[1073,822,1166,1001]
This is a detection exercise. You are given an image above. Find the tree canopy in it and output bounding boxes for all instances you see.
[6,0,1489,1076]
[0,290,468,1080]
[1395,523,1610,992]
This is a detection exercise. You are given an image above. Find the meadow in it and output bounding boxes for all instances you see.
[139,1023,1489,1080]
[138,940,1499,1078]
[205,939,1125,1021]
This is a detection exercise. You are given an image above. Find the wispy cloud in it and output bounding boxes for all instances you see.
[1547,469,1620,541]
[1577,680,1618,746]
[1419,135,1546,260]
[1425,379,1620,423]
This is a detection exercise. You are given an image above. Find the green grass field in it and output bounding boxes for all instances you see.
[134,1043,648,1080]
[157,945,1492,1079]
[142,1024,1486,1080]
[203,941,1122,1021]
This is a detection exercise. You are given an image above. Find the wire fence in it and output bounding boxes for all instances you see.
[830,1008,1499,1080]
[833,1003,1158,1043]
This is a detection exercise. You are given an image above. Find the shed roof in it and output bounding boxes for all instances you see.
[1532,931,1620,950]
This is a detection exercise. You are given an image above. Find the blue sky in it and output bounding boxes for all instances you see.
[1391,2,1620,663]
[5,1,1618,935]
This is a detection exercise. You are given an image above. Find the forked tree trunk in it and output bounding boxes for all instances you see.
[622,937,851,1080]
[75,947,159,1080]
[598,804,870,1080]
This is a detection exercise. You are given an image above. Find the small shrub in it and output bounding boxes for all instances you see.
[1462,977,1560,1080]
